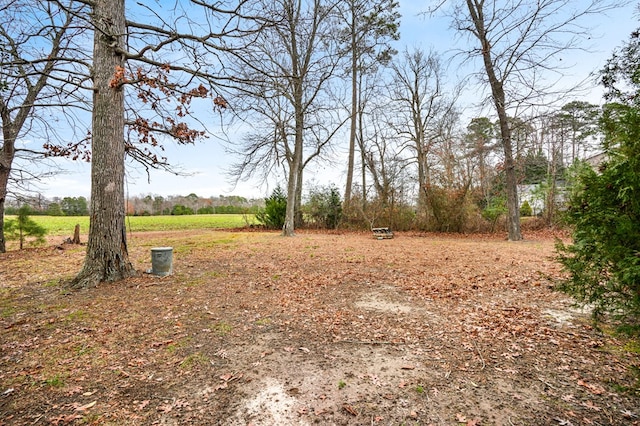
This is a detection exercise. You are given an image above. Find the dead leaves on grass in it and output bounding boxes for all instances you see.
[577,379,606,395]
[1,232,639,425]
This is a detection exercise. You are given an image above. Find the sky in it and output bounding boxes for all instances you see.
[33,0,640,201]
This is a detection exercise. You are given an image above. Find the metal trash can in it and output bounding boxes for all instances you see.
[151,247,173,276]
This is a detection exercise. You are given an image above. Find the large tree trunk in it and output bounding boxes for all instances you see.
[502,135,522,240]
[283,92,304,237]
[71,0,135,287]
[283,161,298,237]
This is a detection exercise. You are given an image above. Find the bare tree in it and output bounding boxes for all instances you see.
[429,110,474,232]
[361,110,411,229]
[389,48,458,220]
[338,0,399,209]
[226,0,344,236]
[0,0,89,253]
[437,0,621,240]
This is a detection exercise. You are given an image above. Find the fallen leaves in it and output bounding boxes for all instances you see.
[577,379,605,395]
[581,400,602,411]
[215,372,244,391]
[136,399,150,410]
[151,339,174,348]
[74,400,97,411]
[342,404,358,416]
[50,414,83,425]
[2,231,638,425]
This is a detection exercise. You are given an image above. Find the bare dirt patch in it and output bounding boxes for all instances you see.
[0,230,638,425]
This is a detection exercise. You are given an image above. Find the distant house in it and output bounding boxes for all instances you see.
[585,152,607,169]
[518,154,608,216]
[518,184,544,215]
[518,180,568,216]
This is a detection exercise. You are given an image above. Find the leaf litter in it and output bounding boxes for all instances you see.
[0,229,638,425]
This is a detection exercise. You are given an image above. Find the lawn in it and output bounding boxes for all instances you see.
[16,214,258,236]
[0,229,638,425]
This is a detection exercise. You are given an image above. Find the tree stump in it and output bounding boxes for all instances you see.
[72,224,81,244]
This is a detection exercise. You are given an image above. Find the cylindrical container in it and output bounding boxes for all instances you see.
[151,247,173,276]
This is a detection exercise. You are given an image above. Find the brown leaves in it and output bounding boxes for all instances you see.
[50,414,83,425]
[109,65,127,88]
[342,404,358,416]
[43,137,91,162]
[577,379,605,395]
[74,400,97,411]
[215,372,243,391]
[2,232,638,425]
[49,400,97,425]
[213,95,228,110]
[109,64,220,152]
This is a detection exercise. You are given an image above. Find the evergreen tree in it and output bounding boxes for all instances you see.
[557,29,640,328]
[256,187,287,230]
[4,206,47,249]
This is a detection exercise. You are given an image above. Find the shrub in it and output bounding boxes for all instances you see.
[423,185,476,233]
[304,185,342,229]
[556,103,640,329]
[519,200,533,217]
[481,196,507,232]
[4,206,47,249]
[256,186,287,230]
[171,204,194,215]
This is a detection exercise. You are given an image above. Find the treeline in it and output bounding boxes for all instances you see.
[4,196,89,216]
[4,194,264,216]
[126,193,264,216]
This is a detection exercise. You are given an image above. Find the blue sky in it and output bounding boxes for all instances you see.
[38,0,638,200]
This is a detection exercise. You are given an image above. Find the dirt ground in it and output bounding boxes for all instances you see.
[0,230,639,425]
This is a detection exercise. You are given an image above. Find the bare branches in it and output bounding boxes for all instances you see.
[224,0,345,181]
[450,0,626,110]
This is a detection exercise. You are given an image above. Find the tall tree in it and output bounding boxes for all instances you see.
[554,101,601,164]
[72,0,135,286]
[227,0,343,236]
[0,0,87,253]
[339,0,399,210]
[439,0,620,240]
[71,0,250,287]
[389,48,458,217]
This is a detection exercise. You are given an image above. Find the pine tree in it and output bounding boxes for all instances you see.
[4,206,47,249]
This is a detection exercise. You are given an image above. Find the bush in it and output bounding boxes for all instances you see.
[304,185,342,229]
[519,200,533,217]
[423,186,477,233]
[256,186,287,230]
[4,206,47,249]
[481,196,507,232]
[556,103,640,328]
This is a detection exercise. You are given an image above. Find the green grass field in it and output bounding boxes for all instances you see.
[8,214,258,236]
